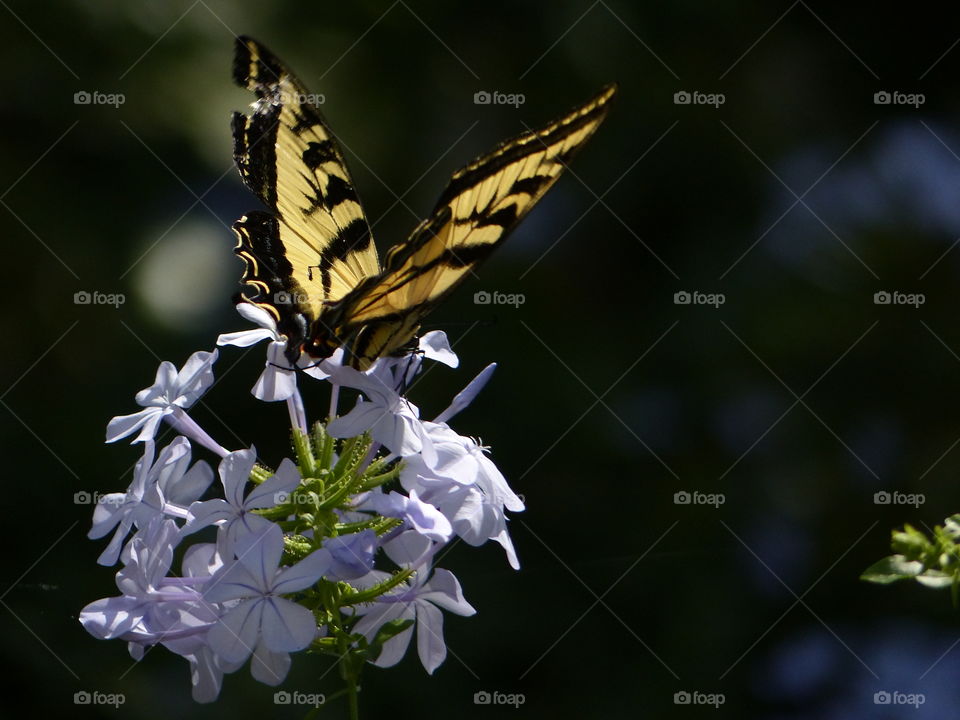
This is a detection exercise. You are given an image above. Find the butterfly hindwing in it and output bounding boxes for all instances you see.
[316,85,618,367]
[231,36,380,350]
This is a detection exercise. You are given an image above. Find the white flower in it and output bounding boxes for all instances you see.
[106,350,218,444]
[418,330,459,368]
[402,422,524,569]
[83,518,222,661]
[367,489,453,543]
[184,448,301,561]
[322,529,378,581]
[203,524,331,685]
[217,304,328,401]
[434,362,496,424]
[89,437,213,566]
[326,366,435,461]
[351,531,474,674]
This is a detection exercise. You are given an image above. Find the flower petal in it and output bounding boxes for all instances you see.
[79,596,143,639]
[494,527,521,570]
[419,568,476,615]
[167,460,214,506]
[235,523,284,588]
[134,361,177,407]
[259,597,318,652]
[217,328,274,348]
[250,641,291,686]
[273,548,332,594]
[419,331,459,368]
[218,448,258,507]
[383,530,433,568]
[352,603,411,668]
[434,363,496,424]
[183,498,233,535]
[252,343,297,402]
[415,601,447,674]
[207,599,263,663]
[173,350,218,406]
[203,558,261,603]
[87,494,127,539]
[326,400,383,439]
[188,646,227,703]
[245,458,300,509]
[105,408,161,444]
[236,302,279,332]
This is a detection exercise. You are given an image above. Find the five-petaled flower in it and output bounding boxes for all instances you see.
[203,523,332,685]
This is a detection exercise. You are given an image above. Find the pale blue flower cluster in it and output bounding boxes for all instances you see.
[80,305,524,702]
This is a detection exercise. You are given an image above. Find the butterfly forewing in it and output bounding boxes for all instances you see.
[231,36,380,338]
[320,84,617,367]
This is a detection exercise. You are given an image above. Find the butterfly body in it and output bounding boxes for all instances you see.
[230,36,615,369]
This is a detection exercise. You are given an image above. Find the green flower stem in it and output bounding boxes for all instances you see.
[332,437,362,475]
[335,517,401,536]
[317,478,365,511]
[249,463,273,484]
[314,422,335,470]
[232,420,416,717]
[319,584,362,720]
[358,466,401,491]
[292,429,317,477]
[340,568,414,606]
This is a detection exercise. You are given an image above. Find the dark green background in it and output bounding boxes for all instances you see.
[3,1,960,717]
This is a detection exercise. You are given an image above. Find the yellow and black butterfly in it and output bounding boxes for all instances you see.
[231,36,615,369]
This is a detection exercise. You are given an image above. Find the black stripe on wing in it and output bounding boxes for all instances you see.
[434,84,617,209]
